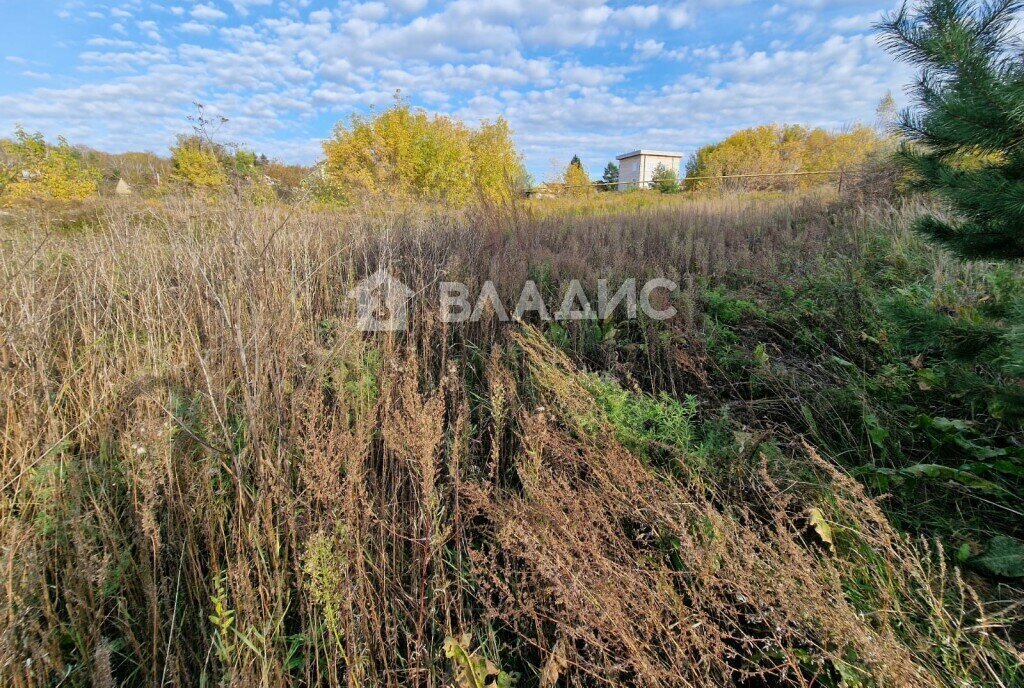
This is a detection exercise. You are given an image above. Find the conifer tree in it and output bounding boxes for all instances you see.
[880,0,1024,422]
[601,162,618,190]
[879,0,1024,260]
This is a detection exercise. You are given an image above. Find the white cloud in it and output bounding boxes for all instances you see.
[87,38,140,48]
[559,62,627,87]
[309,8,333,23]
[791,12,815,33]
[136,20,162,41]
[633,39,664,60]
[191,4,229,22]
[352,2,389,21]
[831,10,884,33]
[180,21,213,34]
[229,0,273,15]
[524,5,613,47]
[386,0,428,13]
[665,4,693,29]
[613,5,660,29]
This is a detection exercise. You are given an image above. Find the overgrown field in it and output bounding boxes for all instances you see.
[0,192,1021,686]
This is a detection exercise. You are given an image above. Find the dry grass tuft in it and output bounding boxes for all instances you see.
[0,193,1018,686]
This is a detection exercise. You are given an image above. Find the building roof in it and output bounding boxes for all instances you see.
[615,149,684,160]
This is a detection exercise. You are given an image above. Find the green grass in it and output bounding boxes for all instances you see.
[690,218,1024,559]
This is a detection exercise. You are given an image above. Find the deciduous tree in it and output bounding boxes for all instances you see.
[651,163,680,193]
[321,98,525,205]
[561,156,594,197]
[0,127,99,205]
[169,135,228,191]
[685,124,883,191]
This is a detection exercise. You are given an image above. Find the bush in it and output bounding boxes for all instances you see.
[651,163,680,193]
[169,136,228,191]
[0,127,100,206]
[262,161,310,201]
[839,147,904,203]
[80,149,170,194]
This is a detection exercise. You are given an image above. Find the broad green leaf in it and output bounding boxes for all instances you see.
[863,412,889,448]
[899,464,1003,493]
[971,536,1024,579]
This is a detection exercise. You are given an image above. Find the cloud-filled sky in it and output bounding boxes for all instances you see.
[0,0,911,179]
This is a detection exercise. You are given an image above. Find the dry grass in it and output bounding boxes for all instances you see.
[0,192,1019,686]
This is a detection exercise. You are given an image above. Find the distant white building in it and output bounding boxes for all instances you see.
[615,150,684,190]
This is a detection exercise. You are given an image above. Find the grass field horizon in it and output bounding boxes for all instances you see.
[4,0,1024,683]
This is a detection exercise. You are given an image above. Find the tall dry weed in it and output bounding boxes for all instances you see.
[0,193,1018,686]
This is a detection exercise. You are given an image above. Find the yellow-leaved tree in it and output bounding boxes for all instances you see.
[169,135,228,191]
[0,127,100,206]
[320,99,525,206]
[168,104,278,201]
[685,124,884,191]
[560,156,595,197]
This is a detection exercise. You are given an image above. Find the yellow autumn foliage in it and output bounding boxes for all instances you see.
[169,136,228,190]
[685,124,884,190]
[561,160,595,197]
[321,101,525,206]
[0,127,100,206]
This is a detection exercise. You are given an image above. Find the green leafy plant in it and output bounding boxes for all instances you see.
[209,573,236,667]
[442,634,516,688]
[970,536,1024,578]
[651,163,680,193]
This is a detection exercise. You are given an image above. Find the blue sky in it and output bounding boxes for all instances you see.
[0,0,911,179]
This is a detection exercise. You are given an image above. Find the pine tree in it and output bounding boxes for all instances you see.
[879,0,1024,261]
[601,162,618,190]
[880,0,1024,422]
[570,154,582,169]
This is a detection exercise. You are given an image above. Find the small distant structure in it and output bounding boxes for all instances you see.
[615,150,684,190]
[115,178,132,196]
[529,182,559,199]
